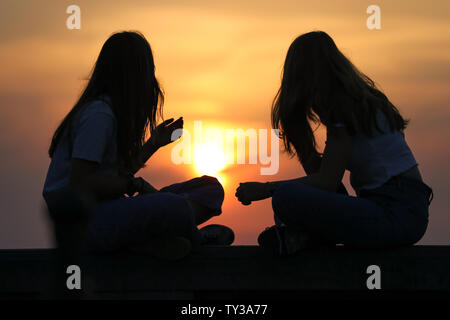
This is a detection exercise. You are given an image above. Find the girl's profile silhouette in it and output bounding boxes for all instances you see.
[43,31,234,260]
[236,31,433,256]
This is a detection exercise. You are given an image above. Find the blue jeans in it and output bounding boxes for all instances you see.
[272,176,433,248]
[84,176,224,252]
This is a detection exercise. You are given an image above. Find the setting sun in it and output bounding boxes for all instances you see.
[194,142,227,177]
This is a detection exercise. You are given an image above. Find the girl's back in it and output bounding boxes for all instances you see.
[343,110,418,194]
[43,98,117,199]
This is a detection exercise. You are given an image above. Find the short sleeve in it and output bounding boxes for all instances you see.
[71,109,116,164]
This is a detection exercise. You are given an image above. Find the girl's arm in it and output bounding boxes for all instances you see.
[236,127,353,204]
[299,150,348,194]
[68,107,159,198]
[70,158,129,201]
[301,151,323,175]
[130,138,159,174]
[70,158,157,201]
[280,126,353,191]
[130,117,184,175]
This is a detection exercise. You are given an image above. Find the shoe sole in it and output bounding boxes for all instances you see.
[258,226,309,257]
[200,224,235,246]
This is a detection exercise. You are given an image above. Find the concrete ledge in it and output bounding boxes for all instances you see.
[1,246,450,299]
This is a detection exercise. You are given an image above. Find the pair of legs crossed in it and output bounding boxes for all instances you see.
[268,177,431,251]
[86,175,225,253]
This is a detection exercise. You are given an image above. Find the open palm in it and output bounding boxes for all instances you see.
[150,117,183,148]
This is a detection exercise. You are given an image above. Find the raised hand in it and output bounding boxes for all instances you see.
[150,117,183,149]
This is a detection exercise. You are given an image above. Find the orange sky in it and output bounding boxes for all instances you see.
[0,0,449,248]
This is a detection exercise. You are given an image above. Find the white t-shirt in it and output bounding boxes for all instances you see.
[43,98,118,199]
[331,111,418,195]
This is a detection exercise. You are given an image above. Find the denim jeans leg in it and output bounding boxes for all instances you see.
[271,181,425,248]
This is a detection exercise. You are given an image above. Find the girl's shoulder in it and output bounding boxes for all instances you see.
[80,97,116,120]
[72,97,117,136]
[82,96,115,118]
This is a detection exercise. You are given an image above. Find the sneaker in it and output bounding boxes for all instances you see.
[130,236,192,261]
[199,224,235,246]
[257,225,309,256]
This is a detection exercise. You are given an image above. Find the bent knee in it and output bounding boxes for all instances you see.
[202,175,225,201]
[272,181,307,208]
[191,176,225,215]
[160,192,193,210]
[148,193,195,224]
[272,182,315,225]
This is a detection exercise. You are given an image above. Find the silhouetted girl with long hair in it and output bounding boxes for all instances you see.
[236,31,432,255]
[44,31,233,260]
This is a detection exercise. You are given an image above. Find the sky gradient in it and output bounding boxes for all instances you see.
[0,0,449,248]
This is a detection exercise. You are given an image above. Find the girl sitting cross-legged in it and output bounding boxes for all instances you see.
[43,31,234,261]
[236,31,433,256]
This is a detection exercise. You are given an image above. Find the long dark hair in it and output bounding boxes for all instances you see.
[271,31,407,162]
[48,31,164,170]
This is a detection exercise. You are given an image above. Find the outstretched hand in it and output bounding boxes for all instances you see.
[235,182,273,206]
[150,117,183,149]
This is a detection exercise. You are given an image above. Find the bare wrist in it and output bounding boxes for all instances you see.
[265,182,278,197]
[146,137,159,152]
